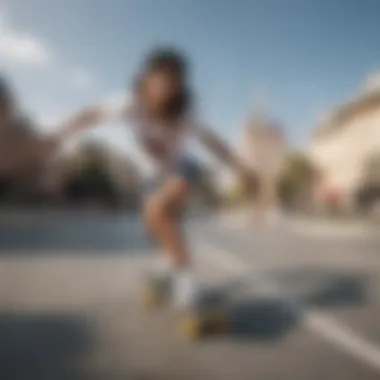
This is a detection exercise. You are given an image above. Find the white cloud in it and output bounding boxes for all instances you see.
[0,11,51,65]
[69,67,94,91]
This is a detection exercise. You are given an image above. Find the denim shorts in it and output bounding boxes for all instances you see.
[173,156,202,184]
[143,156,202,198]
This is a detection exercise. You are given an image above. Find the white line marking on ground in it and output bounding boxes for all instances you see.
[193,237,380,373]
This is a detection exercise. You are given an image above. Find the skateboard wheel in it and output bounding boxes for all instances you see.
[180,313,229,340]
[181,316,203,340]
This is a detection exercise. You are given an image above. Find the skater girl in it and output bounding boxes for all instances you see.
[55,47,258,310]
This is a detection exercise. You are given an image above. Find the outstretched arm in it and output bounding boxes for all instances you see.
[54,95,130,143]
[197,126,259,191]
[197,126,245,169]
[5,106,110,168]
[55,104,115,142]
[13,97,129,169]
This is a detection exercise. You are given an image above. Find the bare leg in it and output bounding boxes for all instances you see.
[143,176,201,309]
[144,177,191,269]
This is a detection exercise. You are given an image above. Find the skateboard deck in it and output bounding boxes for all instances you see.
[139,281,231,341]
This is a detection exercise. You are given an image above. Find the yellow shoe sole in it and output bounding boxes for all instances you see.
[180,312,229,341]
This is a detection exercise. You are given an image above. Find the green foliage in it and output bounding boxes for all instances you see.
[277,152,319,208]
[63,142,118,204]
[227,181,246,204]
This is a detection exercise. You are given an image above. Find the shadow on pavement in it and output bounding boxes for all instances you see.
[203,268,370,342]
[304,275,368,307]
[267,267,370,308]
[0,312,106,380]
[228,298,297,341]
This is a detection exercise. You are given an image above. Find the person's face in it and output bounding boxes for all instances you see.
[143,69,181,107]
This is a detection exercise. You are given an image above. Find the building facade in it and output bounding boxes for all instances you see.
[238,109,286,220]
[307,73,380,209]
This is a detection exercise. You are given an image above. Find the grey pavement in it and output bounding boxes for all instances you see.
[0,212,379,379]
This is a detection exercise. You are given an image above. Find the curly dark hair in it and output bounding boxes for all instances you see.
[134,47,192,121]
[144,47,188,76]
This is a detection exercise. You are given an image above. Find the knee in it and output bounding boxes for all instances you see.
[144,197,167,228]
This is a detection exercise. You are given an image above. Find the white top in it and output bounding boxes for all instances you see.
[99,95,206,178]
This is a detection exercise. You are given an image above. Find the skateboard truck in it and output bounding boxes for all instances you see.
[180,289,230,340]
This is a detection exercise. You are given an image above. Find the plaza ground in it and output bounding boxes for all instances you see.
[0,212,379,379]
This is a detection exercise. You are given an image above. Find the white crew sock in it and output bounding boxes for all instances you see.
[173,269,199,310]
[152,255,174,279]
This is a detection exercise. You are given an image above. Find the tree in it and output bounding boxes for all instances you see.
[63,142,119,206]
[225,180,245,206]
[277,152,319,210]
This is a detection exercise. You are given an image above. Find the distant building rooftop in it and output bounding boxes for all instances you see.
[311,72,380,140]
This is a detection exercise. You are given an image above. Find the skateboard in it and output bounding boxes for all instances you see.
[139,279,230,340]
[180,293,230,341]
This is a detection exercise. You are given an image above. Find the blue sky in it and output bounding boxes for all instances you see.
[2,0,380,152]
